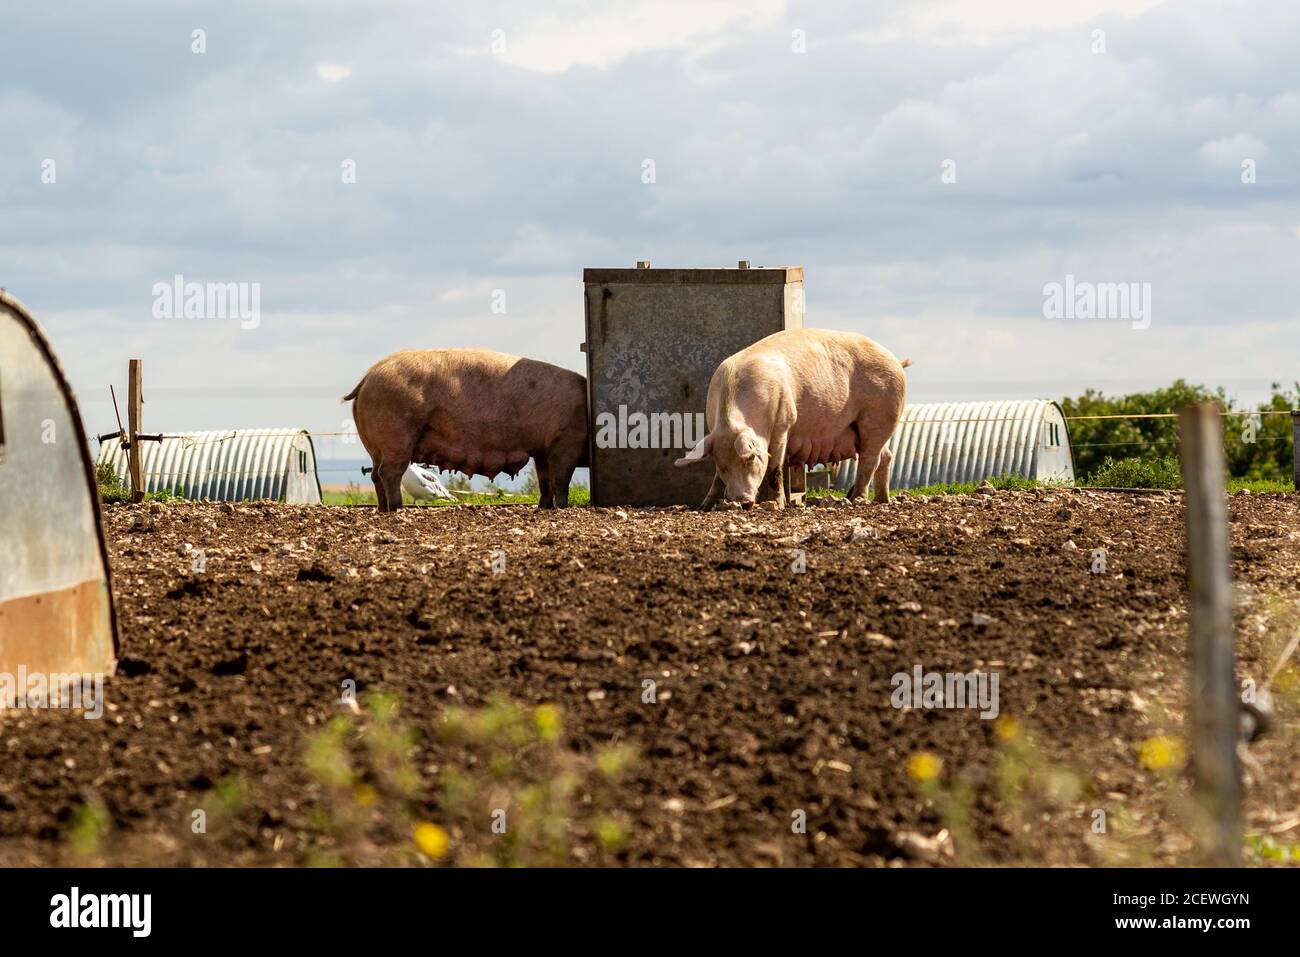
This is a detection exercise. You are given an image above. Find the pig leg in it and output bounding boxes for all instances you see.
[360,433,388,510]
[376,461,406,512]
[551,465,574,507]
[534,455,554,510]
[849,418,893,503]
[871,446,894,504]
[364,446,387,510]
[758,433,788,508]
[546,440,583,508]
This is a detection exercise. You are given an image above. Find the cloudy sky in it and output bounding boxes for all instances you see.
[3,0,1298,465]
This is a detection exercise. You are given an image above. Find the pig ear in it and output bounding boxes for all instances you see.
[674,433,713,467]
[733,431,761,460]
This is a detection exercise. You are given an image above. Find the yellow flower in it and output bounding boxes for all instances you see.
[906,751,943,784]
[534,703,562,743]
[413,822,450,859]
[354,784,379,807]
[1274,665,1299,694]
[594,817,626,850]
[1138,736,1185,772]
[596,745,634,779]
[994,715,1021,743]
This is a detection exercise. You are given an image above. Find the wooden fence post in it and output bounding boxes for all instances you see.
[1178,402,1240,866]
[127,359,144,503]
[1292,410,1299,492]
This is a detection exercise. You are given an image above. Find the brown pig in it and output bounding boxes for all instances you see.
[674,328,910,509]
[344,349,588,511]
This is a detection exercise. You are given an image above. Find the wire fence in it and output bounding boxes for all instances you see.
[94,407,1298,489]
[101,412,1297,447]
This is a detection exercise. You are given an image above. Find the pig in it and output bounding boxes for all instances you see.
[344,349,588,511]
[674,328,910,509]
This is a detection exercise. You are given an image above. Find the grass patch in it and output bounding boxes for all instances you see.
[1227,478,1295,493]
[322,482,591,507]
[901,474,1045,497]
[96,461,183,503]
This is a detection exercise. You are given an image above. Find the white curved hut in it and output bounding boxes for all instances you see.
[837,399,1075,492]
[97,429,322,504]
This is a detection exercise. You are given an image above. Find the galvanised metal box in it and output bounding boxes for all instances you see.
[582,263,804,506]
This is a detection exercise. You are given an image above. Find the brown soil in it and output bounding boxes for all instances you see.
[2,490,1299,866]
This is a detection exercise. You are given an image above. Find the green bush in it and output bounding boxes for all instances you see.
[1084,456,1183,489]
[1062,380,1298,483]
[95,461,132,504]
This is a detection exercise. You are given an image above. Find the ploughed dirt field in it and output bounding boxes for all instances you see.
[3,490,1300,867]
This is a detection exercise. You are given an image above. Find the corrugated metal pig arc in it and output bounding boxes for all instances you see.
[96,429,323,503]
[885,399,1073,490]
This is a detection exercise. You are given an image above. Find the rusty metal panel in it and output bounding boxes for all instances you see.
[97,429,322,504]
[0,291,117,685]
[584,265,803,506]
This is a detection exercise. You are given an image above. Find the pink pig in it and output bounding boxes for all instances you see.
[674,328,910,509]
[345,349,588,511]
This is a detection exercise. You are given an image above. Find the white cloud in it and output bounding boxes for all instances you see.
[853,0,1168,47]
[1198,132,1269,166]
[479,0,785,73]
[315,62,354,82]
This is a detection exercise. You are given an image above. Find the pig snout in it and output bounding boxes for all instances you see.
[727,484,759,507]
